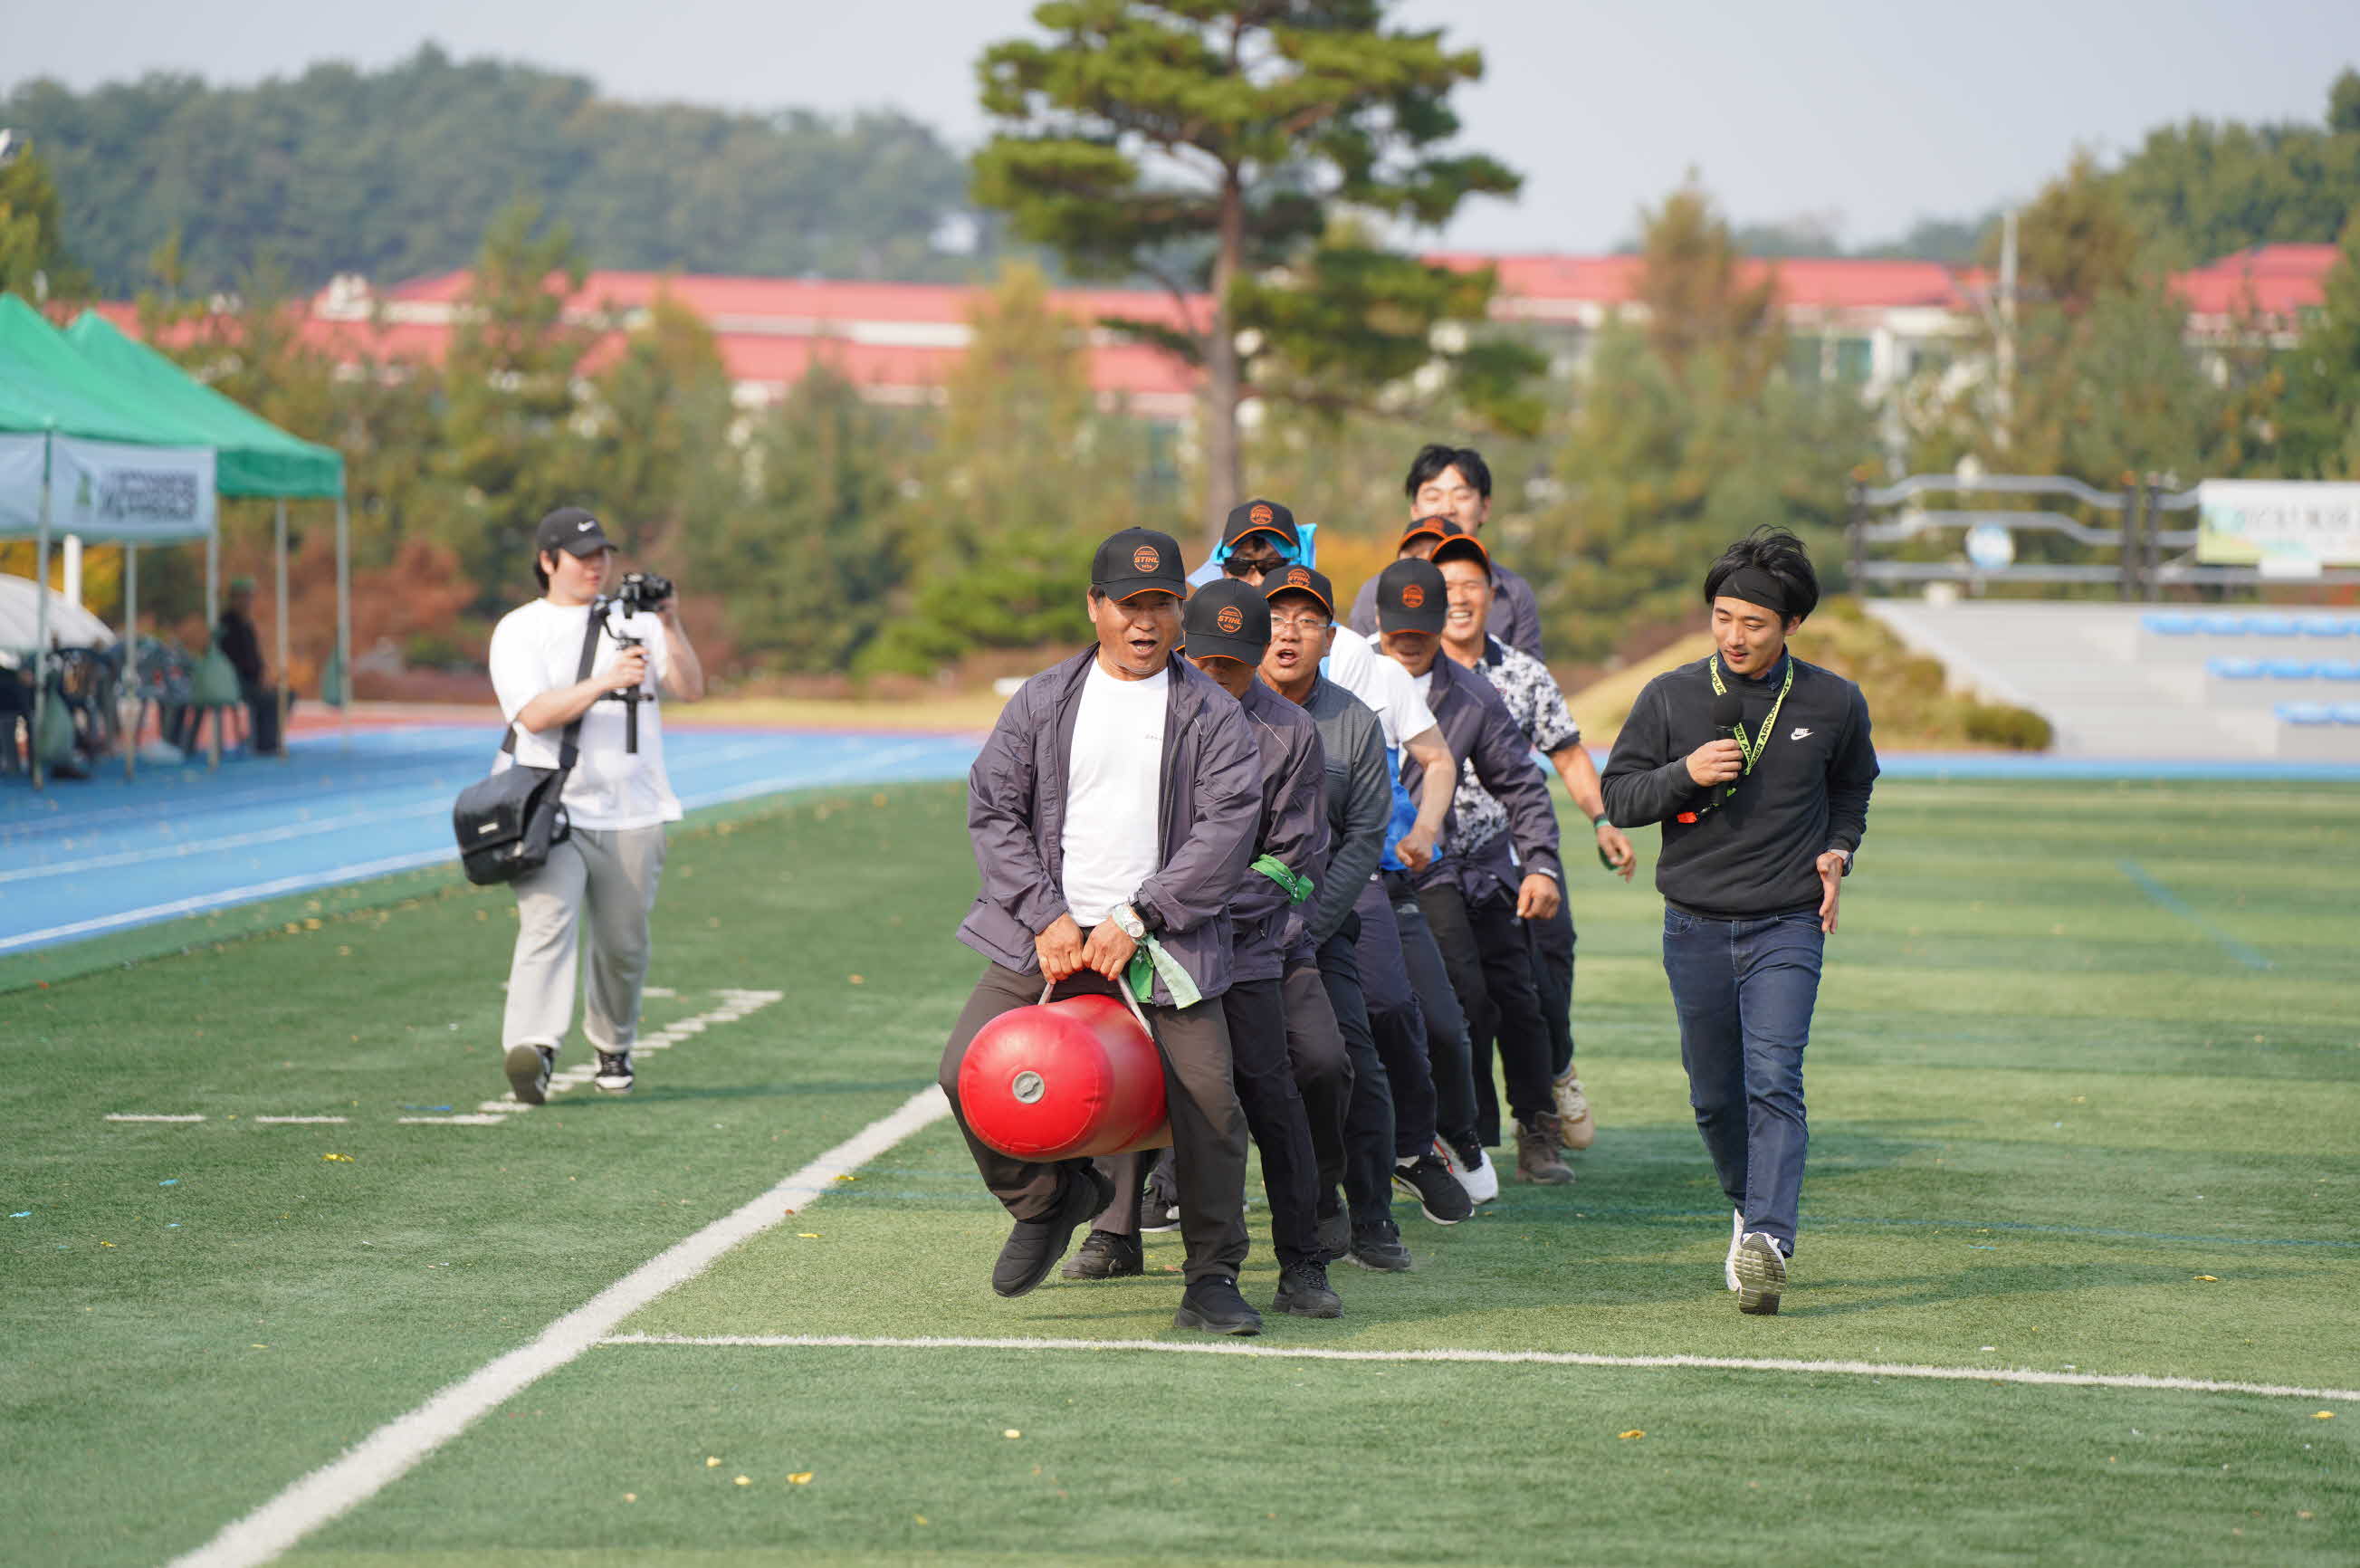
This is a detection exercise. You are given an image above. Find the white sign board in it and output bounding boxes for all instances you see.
[2195,480,2360,571]
[0,432,217,542]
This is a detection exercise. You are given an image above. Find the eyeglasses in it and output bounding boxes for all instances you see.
[1269,612,1333,633]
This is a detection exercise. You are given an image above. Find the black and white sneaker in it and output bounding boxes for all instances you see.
[502,1043,554,1105]
[593,1050,635,1094]
[1735,1232,1789,1315]
[1391,1152,1474,1225]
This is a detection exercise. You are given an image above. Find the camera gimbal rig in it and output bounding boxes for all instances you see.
[596,571,674,754]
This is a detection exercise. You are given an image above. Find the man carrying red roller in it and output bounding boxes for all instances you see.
[935,529,1269,1335]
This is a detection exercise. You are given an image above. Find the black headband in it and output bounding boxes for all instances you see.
[1713,565,1791,618]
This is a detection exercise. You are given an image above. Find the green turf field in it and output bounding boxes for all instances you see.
[4,777,2355,1567]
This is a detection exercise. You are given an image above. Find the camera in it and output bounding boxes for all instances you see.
[615,570,674,616]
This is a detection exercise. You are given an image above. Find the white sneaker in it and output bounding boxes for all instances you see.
[1437,1137,1500,1204]
[1735,1232,1789,1315]
[593,1049,635,1093]
[1725,1209,1744,1292]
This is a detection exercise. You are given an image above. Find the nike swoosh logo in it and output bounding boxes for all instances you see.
[1790,727,1812,740]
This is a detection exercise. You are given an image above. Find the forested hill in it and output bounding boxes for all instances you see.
[1,43,998,295]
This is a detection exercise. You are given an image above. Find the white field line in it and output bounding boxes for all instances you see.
[0,849,454,953]
[397,1114,509,1126]
[104,1113,205,1123]
[252,1116,349,1125]
[596,1334,2360,1405]
[164,1085,950,1568]
[0,801,447,884]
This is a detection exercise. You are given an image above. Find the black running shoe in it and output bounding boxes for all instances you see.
[1345,1219,1414,1272]
[1173,1275,1263,1336]
[593,1050,634,1094]
[992,1164,1113,1299]
[503,1043,554,1105]
[1273,1260,1343,1318]
[1060,1228,1144,1280]
[1315,1210,1351,1263]
[1391,1153,1474,1225]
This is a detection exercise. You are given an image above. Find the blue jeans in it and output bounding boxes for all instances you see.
[1660,906,1825,1254]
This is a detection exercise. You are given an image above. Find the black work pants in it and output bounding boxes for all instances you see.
[1317,916,1397,1229]
[1390,871,1478,1152]
[1530,894,1577,1080]
[938,961,1249,1284]
[1353,876,1436,1159]
[1283,953,1352,1222]
[1418,879,1556,1135]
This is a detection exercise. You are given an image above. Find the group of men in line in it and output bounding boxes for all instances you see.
[938,444,1718,1337]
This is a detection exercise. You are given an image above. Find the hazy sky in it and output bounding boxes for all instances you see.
[7,0,2358,253]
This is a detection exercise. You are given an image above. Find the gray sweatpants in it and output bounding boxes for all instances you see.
[502,824,667,1056]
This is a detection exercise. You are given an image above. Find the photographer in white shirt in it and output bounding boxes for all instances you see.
[487,508,704,1104]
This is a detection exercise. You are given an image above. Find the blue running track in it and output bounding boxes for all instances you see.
[0,725,980,957]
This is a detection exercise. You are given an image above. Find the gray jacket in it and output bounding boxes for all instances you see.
[1298,674,1390,945]
[956,647,1264,1006]
[1230,678,1329,984]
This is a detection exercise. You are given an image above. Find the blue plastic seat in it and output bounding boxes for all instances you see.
[2248,614,2299,636]
[2336,704,2360,726]
[2145,613,2198,635]
[2318,661,2360,682]
[2263,659,2315,679]
[2198,613,2246,636]
[2298,616,2352,637]
[2209,657,2265,679]
[2276,702,2334,725]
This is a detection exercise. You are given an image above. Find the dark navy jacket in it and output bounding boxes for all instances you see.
[1229,677,1329,984]
[1402,653,1562,903]
[957,646,1263,1005]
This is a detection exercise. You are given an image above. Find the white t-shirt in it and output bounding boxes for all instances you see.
[1324,626,1438,750]
[488,598,681,831]
[1059,659,1167,928]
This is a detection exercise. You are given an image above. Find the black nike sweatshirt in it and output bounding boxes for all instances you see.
[1601,653,1878,919]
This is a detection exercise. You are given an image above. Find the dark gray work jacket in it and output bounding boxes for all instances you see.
[1230,677,1329,985]
[956,646,1263,1006]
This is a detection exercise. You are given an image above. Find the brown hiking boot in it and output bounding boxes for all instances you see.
[1514,1115,1575,1184]
[1553,1072,1596,1150]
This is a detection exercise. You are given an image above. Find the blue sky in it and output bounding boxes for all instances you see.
[6,0,2357,253]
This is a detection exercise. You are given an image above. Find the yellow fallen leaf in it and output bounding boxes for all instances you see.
[848,974,865,985]
[1003,1429,1022,1439]
[914,1515,930,1525]
[323,1153,354,1162]
[251,1343,269,1349]
[623,1493,636,1503]
[788,1472,813,1485]
[733,1476,750,1487]
[834,1174,858,1182]
[705,1457,721,1468]
[798,1232,821,1238]
[2193,1275,2219,1282]
[2317,1410,2336,1420]
[1618,1429,1645,1440]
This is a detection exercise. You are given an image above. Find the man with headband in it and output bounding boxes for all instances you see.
[1600,527,1879,1315]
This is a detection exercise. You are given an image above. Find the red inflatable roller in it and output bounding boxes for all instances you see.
[958,992,1170,1161]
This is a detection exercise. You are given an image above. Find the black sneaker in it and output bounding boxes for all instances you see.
[1060,1228,1144,1280]
[991,1164,1113,1299]
[1173,1275,1263,1336]
[593,1050,634,1094]
[1735,1232,1788,1316]
[502,1043,554,1105]
[1273,1260,1342,1318]
[1345,1219,1414,1272]
[1315,1210,1351,1263]
[1139,1158,1180,1232]
[1391,1153,1474,1225]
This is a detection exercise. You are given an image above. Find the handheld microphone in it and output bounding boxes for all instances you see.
[1709,693,1744,804]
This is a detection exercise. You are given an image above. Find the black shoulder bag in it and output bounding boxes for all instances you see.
[452,609,604,885]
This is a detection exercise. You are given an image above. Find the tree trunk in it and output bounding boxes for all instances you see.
[1200,167,1246,544]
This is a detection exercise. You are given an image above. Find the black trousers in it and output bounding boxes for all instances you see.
[1353,875,1436,1159]
[1390,871,1478,1152]
[1316,916,1397,1229]
[938,961,1249,1284]
[1418,879,1556,1136]
[1530,894,1577,1081]
[1283,953,1352,1225]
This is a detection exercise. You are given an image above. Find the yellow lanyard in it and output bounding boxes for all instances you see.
[1707,655,1793,777]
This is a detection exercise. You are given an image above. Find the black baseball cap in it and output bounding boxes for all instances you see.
[1091,527,1187,602]
[534,507,615,558]
[1182,578,1272,664]
[1430,531,1490,569]
[1262,563,1335,618]
[1398,514,1456,552]
[1222,498,1300,550]
[1376,558,1448,636]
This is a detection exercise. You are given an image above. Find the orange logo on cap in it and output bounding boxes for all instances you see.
[1216,606,1245,634]
[1401,584,1426,609]
[1286,568,1311,588]
[1249,502,1274,528]
[1132,545,1161,573]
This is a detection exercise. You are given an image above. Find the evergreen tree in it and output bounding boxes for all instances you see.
[970,0,1529,534]
[0,138,91,301]
[2277,208,2360,478]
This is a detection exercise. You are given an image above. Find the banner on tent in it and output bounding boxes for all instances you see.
[0,432,217,541]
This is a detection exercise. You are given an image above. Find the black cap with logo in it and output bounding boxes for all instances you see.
[1261,563,1335,618]
[1182,578,1273,664]
[1375,558,1448,636]
[1221,498,1300,550]
[1398,514,1456,552]
[534,506,615,559]
[1091,527,1188,602]
[1430,531,1490,569]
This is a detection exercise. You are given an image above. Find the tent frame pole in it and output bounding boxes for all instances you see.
[335,493,350,752]
[274,498,290,761]
[122,542,139,780]
[30,432,51,790]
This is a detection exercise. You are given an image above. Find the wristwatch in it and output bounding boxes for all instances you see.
[1110,903,1148,940]
[1827,846,1854,875]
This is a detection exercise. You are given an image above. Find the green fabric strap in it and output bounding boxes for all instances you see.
[1126,930,1202,1009]
[1250,853,1314,906]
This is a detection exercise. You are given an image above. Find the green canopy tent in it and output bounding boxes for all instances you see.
[0,293,218,787]
[63,311,353,761]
